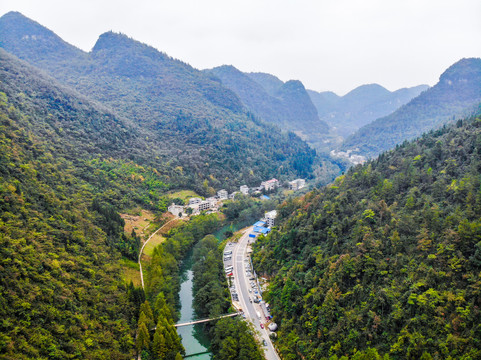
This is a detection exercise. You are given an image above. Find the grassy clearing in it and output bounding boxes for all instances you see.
[143,233,166,256]
[142,218,183,256]
[167,190,200,201]
[119,258,141,287]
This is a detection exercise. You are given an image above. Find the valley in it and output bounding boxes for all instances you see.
[0,7,480,360]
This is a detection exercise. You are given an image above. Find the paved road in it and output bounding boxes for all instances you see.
[224,226,280,360]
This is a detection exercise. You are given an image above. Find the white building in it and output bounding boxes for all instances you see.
[188,197,202,205]
[289,179,306,191]
[198,201,211,211]
[265,210,277,228]
[229,191,239,200]
[240,185,249,195]
[168,203,184,217]
[206,197,218,208]
[261,178,279,191]
[217,189,228,200]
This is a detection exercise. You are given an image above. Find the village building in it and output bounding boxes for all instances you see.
[265,210,277,227]
[289,178,306,191]
[261,178,279,191]
[168,203,184,217]
[188,197,202,205]
[229,191,239,200]
[240,185,249,195]
[217,189,228,200]
[206,197,218,208]
[198,200,211,212]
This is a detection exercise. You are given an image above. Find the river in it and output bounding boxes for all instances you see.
[177,250,212,359]
[177,222,244,358]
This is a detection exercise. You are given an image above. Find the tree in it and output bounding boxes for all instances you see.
[151,326,167,359]
[135,321,150,354]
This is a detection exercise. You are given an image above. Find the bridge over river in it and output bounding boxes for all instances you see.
[175,312,240,327]
[152,312,240,331]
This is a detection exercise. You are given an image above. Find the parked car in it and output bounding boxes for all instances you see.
[260,324,264,329]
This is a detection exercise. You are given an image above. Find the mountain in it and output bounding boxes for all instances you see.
[0,48,145,359]
[246,72,285,96]
[253,112,481,359]
[0,11,327,190]
[306,89,341,115]
[207,65,329,141]
[343,58,481,158]
[308,83,429,137]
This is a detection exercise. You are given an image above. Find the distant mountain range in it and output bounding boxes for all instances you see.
[343,57,481,158]
[0,11,329,190]
[206,65,329,141]
[308,83,429,138]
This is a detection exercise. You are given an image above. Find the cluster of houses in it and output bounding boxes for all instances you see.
[168,177,306,217]
[244,177,306,194]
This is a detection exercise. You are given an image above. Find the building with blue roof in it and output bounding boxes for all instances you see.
[253,226,270,234]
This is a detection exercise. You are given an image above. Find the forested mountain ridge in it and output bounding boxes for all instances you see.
[0,50,144,360]
[343,58,481,158]
[307,83,429,138]
[0,11,326,190]
[0,11,85,71]
[253,111,481,359]
[207,65,329,141]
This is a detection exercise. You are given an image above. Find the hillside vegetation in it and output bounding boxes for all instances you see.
[253,113,481,359]
[0,12,327,190]
[343,58,481,158]
[0,52,142,359]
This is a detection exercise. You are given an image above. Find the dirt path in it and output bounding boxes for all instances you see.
[138,218,180,290]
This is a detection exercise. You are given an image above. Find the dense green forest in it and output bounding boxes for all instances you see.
[0,39,223,360]
[192,235,264,360]
[0,57,142,359]
[0,12,341,190]
[343,58,481,158]
[253,113,481,359]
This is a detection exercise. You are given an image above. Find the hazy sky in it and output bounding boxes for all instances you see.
[1,0,480,95]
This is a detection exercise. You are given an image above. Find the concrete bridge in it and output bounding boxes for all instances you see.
[174,312,240,327]
[151,312,240,331]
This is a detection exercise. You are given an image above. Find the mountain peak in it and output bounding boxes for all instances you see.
[92,31,138,52]
[0,11,83,62]
[0,11,32,23]
[343,83,390,100]
[439,58,481,84]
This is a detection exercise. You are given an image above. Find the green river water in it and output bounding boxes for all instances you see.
[177,250,212,359]
[177,221,244,358]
